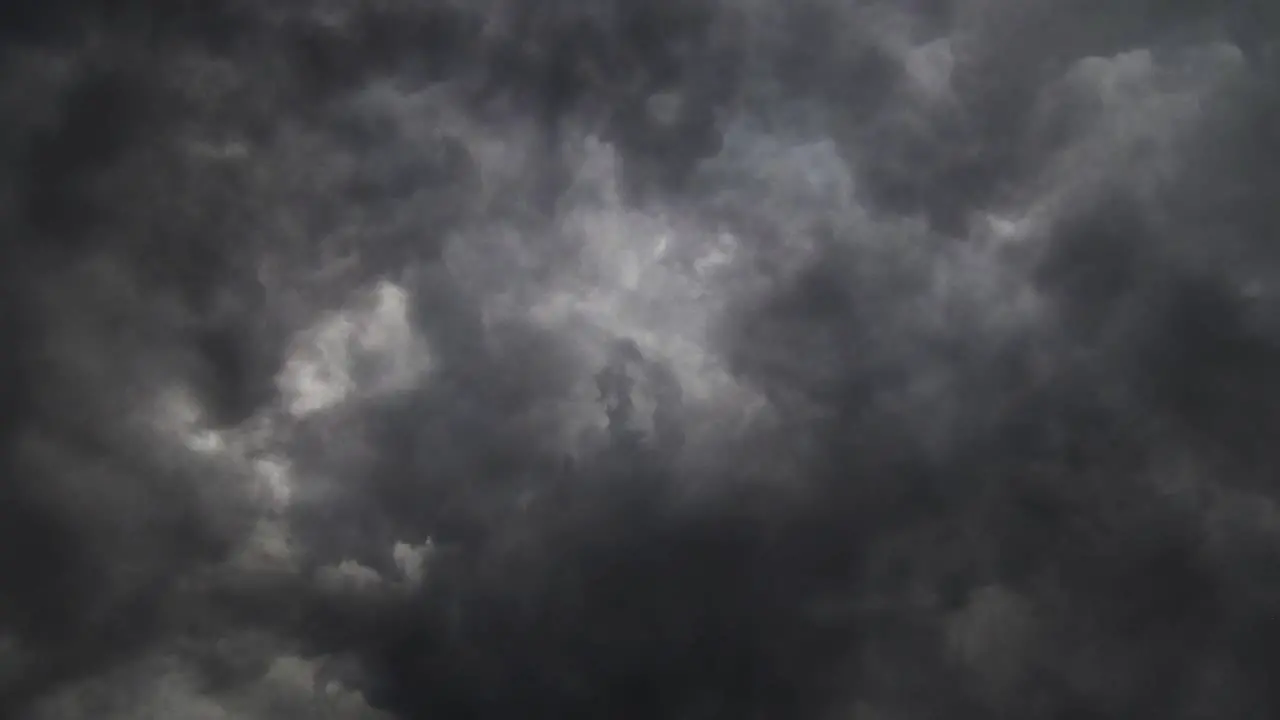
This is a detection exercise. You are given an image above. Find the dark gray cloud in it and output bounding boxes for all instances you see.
[1,1,1278,719]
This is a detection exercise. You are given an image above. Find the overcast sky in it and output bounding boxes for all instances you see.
[1,2,1278,718]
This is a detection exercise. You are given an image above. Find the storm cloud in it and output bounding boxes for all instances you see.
[1,1,1278,719]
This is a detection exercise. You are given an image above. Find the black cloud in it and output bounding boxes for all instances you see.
[2,2,1279,720]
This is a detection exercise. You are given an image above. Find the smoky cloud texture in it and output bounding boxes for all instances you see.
[1,1,1278,718]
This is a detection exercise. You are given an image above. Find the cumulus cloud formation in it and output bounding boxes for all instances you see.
[1,1,1278,718]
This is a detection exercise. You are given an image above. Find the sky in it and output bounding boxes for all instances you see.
[0,1,1278,718]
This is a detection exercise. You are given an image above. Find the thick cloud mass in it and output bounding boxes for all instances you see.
[2,2,1279,718]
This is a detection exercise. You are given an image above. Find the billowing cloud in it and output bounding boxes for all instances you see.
[2,1,1279,719]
